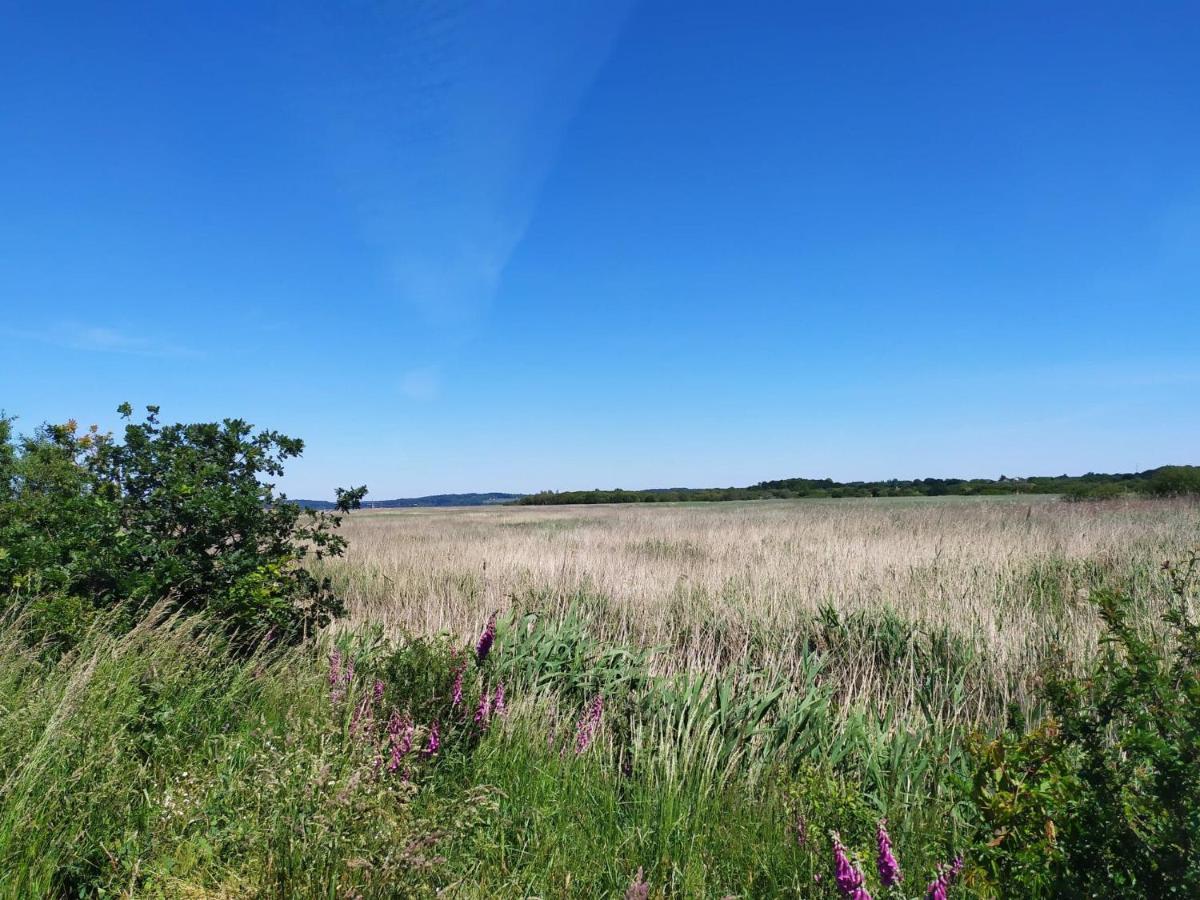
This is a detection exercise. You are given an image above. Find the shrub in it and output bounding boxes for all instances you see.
[0,405,366,643]
[969,549,1200,896]
[1144,465,1200,498]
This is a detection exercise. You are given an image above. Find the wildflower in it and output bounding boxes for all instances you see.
[625,867,649,900]
[329,649,343,700]
[476,612,497,663]
[373,679,385,703]
[832,833,873,900]
[794,811,809,848]
[574,694,604,754]
[423,720,440,758]
[350,697,372,737]
[925,855,963,900]
[491,681,506,716]
[474,687,491,728]
[451,663,465,707]
[876,818,902,887]
[388,712,415,773]
[343,657,355,684]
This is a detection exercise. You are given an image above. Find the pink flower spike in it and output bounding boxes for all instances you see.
[474,688,492,729]
[876,818,902,887]
[423,720,440,758]
[476,612,497,663]
[451,663,465,707]
[492,682,506,717]
[832,833,873,900]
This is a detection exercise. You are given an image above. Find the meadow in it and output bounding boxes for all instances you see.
[333,496,1198,725]
[3,415,1197,900]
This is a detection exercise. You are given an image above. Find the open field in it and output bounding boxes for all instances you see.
[5,449,1198,896]
[332,496,1200,724]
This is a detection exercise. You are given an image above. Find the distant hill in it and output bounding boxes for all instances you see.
[294,493,523,510]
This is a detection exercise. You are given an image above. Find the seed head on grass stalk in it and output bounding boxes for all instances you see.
[450,662,465,707]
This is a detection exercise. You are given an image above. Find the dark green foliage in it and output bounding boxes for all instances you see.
[0,405,366,643]
[969,550,1200,896]
[1144,465,1200,498]
[519,466,1198,505]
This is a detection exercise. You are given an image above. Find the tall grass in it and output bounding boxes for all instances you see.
[5,498,1194,895]
[0,603,971,897]
[330,496,1199,726]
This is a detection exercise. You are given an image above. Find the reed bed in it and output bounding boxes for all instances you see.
[330,496,1200,724]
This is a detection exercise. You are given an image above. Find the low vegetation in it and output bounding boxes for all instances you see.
[1,407,1197,896]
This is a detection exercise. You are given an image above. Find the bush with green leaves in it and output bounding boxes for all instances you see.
[969,549,1200,896]
[0,404,365,643]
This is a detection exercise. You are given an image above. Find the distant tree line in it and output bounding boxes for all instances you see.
[517,466,1200,505]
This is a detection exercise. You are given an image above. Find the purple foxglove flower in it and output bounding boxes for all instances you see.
[492,682,506,716]
[423,720,440,758]
[328,650,346,702]
[876,819,902,887]
[925,855,963,900]
[832,833,873,900]
[624,867,649,900]
[373,679,385,703]
[387,709,404,739]
[474,688,491,728]
[386,712,415,773]
[350,698,366,735]
[476,612,497,664]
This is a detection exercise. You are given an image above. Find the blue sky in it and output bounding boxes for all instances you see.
[2,1,1198,497]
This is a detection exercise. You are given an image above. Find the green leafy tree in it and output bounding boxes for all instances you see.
[0,405,366,644]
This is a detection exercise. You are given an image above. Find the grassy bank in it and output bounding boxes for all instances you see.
[0,604,972,898]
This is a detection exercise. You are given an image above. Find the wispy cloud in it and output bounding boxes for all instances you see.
[289,1,634,326]
[5,322,197,358]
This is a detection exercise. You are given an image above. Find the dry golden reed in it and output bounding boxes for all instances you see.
[328,496,1199,722]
